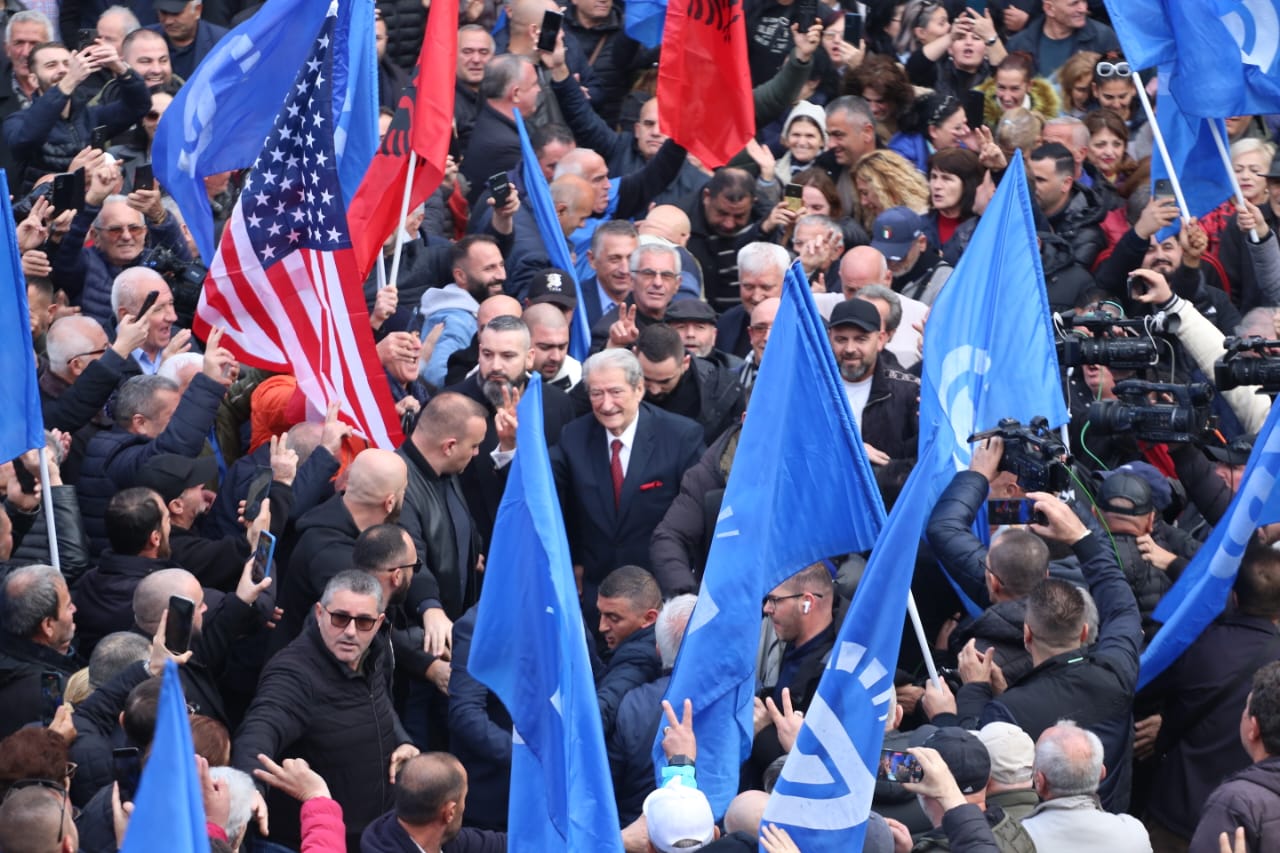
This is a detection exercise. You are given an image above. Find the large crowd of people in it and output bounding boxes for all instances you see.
[1,0,1280,851]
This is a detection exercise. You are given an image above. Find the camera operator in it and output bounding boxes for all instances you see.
[923,490,1143,813]
[1128,268,1271,435]
[1094,195,1248,334]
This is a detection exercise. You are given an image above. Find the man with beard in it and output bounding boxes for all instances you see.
[634,324,743,446]
[2,39,148,193]
[0,564,80,738]
[421,236,509,389]
[827,298,919,465]
[72,487,176,657]
[269,450,438,658]
[448,316,577,542]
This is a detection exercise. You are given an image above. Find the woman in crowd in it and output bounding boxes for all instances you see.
[793,167,869,248]
[844,55,927,172]
[923,147,984,265]
[924,93,973,153]
[895,0,950,61]
[776,102,827,185]
[1058,50,1100,119]
[979,51,1060,127]
[853,149,929,230]
[1083,108,1138,193]
[1090,52,1144,137]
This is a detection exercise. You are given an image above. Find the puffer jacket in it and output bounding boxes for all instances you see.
[1187,757,1280,853]
[949,599,1034,687]
[1038,231,1094,312]
[376,0,426,72]
[1047,184,1108,270]
[10,484,93,585]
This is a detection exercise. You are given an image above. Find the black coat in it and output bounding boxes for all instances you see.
[77,373,225,555]
[0,633,81,739]
[39,348,141,483]
[9,484,93,586]
[461,104,521,206]
[362,810,508,853]
[396,439,478,620]
[232,618,412,850]
[650,425,738,595]
[1045,184,1108,271]
[861,360,921,463]
[607,674,668,824]
[270,494,360,654]
[69,659,151,808]
[71,550,173,658]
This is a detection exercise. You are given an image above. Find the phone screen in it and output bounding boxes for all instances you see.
[113,747,142,803]
[165,595,196,655]
[252,531,277,584]
[878,749,922,783]
[41,671,63,726]
[987,499,1045,526]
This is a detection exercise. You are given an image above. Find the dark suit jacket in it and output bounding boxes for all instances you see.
[551,403,705,599]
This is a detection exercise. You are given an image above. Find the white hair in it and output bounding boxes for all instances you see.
[583,348,642,387]
[209,767,257,846]
[1034,719,1104,798]
[629,241,681,275]
[656,594,697,669]
[46,315,106,375]
[5,10,52,43]
[109,267,166,319]
[737,242,790,281]
[157,352,202,384]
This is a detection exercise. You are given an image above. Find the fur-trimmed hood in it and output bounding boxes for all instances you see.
[977,75,1063,127]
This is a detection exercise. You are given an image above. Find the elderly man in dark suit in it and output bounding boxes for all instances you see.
[547,348,705,636]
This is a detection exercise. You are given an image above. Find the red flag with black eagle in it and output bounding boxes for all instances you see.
[657,0,754,168]
[347,0,458,279]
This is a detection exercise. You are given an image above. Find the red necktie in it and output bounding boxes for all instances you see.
[611,439,623,509]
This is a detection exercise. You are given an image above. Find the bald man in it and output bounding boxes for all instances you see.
[271,450,439,655]
[0,786,77,853]
[500,175,596,305]
[741,296,780,389]
[550,174,596,237]
[361,752,506,852]
[524,302,580,389]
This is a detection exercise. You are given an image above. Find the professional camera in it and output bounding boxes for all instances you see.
[1214,336,1280,392]
[968,416,1073,493]
[142,246,207,330]
[1055,310,1180,370]
[1086,380,1214,444]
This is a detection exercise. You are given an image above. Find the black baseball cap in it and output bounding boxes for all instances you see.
[1097,471,1154,516]
[1206,434,1255,466]
[527,268,577,310]
[135,453,219,503]
[828,298,882,333]
[910,725,991,795]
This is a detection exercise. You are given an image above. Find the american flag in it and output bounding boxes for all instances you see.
[194,2,403,448]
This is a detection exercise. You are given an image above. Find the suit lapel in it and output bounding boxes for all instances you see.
[618,407,655,522]
[587,418,620,526]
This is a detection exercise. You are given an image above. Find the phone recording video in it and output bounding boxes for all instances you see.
[987,499,1047,526]
[878,749,923,783]
[252,531,277,584]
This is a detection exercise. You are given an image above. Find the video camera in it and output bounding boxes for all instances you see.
[968,416,1073,493]
[1086,380,1214,444]
[1054,310,1180,370]
[1214,336,1280,393]
[142,247,207,330]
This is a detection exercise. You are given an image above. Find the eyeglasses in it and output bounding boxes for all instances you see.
[633,268,678,283]
[749,322,773,333]
[322,606,379,632]
[763,592,823,608]
[1095,61,1131,78]
[64,762,77,781]
[98,223,146,237]
[70,347,107,362]
[385,559,421,573]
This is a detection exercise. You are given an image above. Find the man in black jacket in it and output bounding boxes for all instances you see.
[634,324,744,446]
[924,490,1143,813]
[595,565,662,735]
[460,54,542,205]
[360,752,506,853]
[0,564,80,738]
[233,570,419,851]
[1029,142,1108,270]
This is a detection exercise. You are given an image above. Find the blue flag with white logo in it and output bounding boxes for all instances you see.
[917,150,1069,618]
[154,0,376,263]
[120,661,209,853]
[1106,0,1280,118]
[1151,74,1234,242]
[656,261,886,817]
[1139,397,1280,689]
[0,170,43,464]
[468,377,623,853]
[515,110,592,361]
[763,435,937,852]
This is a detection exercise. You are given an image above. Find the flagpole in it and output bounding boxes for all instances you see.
[37,449,60,572]
[387,150,418,288]
[906,591,942,691]
[1131,71,1191,221]
[1206,119,1260,242]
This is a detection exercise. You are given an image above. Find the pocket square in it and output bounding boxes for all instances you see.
[639,480,664,491]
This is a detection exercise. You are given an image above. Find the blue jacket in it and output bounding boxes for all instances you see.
[77,372,225,555]
[418,285,480,388]
[607,674,668,824]
[597,624,661,736]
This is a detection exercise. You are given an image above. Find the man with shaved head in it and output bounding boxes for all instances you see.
[442,294,523,388]
[271,449,440,655]
[362,752,506,852]
[524,302,579,390]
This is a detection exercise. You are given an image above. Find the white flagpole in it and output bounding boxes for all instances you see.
[1207,119,1260,242]
[37,449,60,572]
[376,250,388,291]
[906,591,943,692]
[387,150,418,289]
[1132,70,1191,221]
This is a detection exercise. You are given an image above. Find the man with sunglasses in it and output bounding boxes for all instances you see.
[234,570,418,852]
[1004,0,1119,79]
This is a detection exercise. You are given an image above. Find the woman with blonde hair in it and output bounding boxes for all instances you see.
[853,149,930,229]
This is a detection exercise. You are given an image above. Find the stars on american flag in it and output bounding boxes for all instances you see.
[239,8,348,266]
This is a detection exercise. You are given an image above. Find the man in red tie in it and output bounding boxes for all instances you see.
[544,348,705,642]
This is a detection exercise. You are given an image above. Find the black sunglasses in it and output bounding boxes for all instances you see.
[322,606,379,632]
